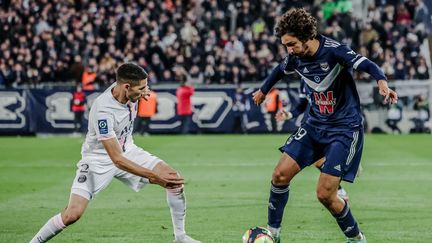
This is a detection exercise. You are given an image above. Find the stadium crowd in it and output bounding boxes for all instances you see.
[0,0,430,89]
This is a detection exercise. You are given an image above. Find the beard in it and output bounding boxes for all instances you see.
[127,93,140,103]
[297,43,310,57]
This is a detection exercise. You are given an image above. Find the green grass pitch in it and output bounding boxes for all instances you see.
[0,134,431,242]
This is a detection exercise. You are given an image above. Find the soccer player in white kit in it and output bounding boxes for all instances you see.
[30,63,201,243]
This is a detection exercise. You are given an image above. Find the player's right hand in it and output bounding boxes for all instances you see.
[142,86,151,101]
[150,172,184,189]
[252,89,266,105]
[275,110,293,122]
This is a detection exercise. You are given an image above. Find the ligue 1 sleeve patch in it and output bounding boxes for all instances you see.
[98,119,108,134]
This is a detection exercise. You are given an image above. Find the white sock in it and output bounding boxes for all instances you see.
[166,187,186,238]
[30,213,66,243]
[267,225,281,238]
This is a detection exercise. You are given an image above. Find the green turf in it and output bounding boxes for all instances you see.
[0,134,431,242]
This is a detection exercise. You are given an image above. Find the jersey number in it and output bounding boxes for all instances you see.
[293,127,307,140]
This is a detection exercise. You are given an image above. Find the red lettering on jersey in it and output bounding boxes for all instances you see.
[313,91,336,114]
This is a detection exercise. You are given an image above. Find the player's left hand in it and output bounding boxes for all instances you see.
[378,80,398,104]
[252,89,266,105]
[275,110,293,122]
[150,172,184,189]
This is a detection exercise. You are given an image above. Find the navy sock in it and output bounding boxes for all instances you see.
[267,182,290,228]
[333,201,360,238]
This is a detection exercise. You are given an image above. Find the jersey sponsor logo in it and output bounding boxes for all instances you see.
[314,91,336,114]
[98,119,108,134]
[320,62,330,72]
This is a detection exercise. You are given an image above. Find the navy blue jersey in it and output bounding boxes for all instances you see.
[289,81,308,119]
[261,35,386,131]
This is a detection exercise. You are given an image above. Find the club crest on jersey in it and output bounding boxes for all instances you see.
[314,91,336,114]
[314,76,321,82]
[320,62,330,71]
[98,119,108,134]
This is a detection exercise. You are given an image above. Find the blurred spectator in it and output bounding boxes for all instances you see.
[232,87,247,134]
[187,65,204,85]
[10,63,27,87]
[416,57,429,80]
[265,88,283,133]
[160,69,174,82]
[81,59,98,91]
[180,21,199,44]
[204,64,216,84]
[359,22,379,47]
[0,0,429,86]
[71,84,86,133]
[410,94,430,133]
[173,65,188,83]
[396,3,411,25]
[407,66,418,80]
[176,80,194,134]
[385,103,403,134]
[70,56,85,85]
[135,90,157,136]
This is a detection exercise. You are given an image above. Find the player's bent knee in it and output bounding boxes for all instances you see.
[316,188,332,205]
[272,169,290,185]
[63,206,84,225]
[62,212,81,225]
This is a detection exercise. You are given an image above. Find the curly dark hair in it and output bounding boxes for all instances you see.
[274,8,317,42]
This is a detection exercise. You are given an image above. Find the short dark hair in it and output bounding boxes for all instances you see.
[116,62,148,86]
[274,8,317,42]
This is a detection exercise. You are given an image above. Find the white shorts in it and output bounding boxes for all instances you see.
[71,147,162,200]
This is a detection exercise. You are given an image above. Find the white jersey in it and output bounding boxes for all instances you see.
[81,83,138,164]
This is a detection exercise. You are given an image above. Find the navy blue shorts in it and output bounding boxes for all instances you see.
[279,123,364,183]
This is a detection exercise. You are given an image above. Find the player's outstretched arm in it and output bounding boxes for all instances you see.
[334,45,398,104]
[254,62,289,105]
[101,138,184,188]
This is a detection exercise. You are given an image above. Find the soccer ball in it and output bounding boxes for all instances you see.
[242,226,274,243]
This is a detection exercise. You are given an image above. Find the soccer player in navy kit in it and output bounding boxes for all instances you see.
[276,82,351,201]
[252,9,398,243]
